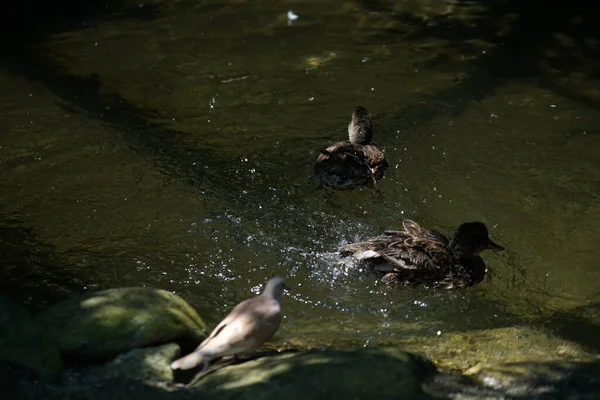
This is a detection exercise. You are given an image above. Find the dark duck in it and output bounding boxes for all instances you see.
[312,106,388,189]
[338,220,505,289]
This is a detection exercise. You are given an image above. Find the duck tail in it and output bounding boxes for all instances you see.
[170,351,208,371]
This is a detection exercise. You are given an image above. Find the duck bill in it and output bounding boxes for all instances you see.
[487,239,505,251]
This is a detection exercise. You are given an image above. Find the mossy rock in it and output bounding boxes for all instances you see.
[0,296,62,377]
[284,324,592,373]
[87,343,181,384]
[36,287,207,360]
[193,348,437,399]
[409,326,591,371]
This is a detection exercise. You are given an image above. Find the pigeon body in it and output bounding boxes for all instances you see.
[170,277,287,371]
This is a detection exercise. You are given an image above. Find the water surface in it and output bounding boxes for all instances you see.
[1,0,600,351]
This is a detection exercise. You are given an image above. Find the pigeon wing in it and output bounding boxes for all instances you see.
[196,297,281,358]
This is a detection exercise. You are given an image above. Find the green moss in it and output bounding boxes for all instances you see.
[36,287,207,359]
[193,348,437,399]
[89,343,181,383]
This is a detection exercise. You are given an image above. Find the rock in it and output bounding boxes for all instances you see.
[464,358,600,399]
[36,287,207,360]
[283,322,594,373]
[285,324,591,372]
[408,326,590,371]
[87,343,181,384]
[0,296,62,377]
[191,348,437,399]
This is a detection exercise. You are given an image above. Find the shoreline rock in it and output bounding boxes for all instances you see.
[36,287,207,360]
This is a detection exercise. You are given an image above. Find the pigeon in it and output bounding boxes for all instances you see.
[170,276,288,371]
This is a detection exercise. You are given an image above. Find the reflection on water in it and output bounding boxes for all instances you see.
[1,0,600,350]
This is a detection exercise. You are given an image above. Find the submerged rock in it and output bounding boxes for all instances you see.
[283,324,592,373]
[36,287,207,360]
[467,358,600,397]
[0,296,62,377]
[408,325,591,372]
[191,348,437,399]
[425,358,600,400]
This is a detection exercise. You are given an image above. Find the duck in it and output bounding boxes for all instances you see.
[338,220,505,288]
[312,106,388,189]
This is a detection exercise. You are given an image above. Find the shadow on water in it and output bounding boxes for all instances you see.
[0,216,80,311]
[357,0,600,133]
[539,302,600,353]
[3,0,598,175]
[0,0,163,48]
[1,0,597,212]
[0,1,301,207]
[0,50,239,198]
[0,0,236,196]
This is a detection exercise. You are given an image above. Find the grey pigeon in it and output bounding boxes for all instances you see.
[170,276,288,371]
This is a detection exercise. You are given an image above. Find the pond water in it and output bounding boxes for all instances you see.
[1,0,599,352]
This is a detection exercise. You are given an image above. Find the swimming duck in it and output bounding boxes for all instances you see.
[312,106,388,189]
[338,220,505,288]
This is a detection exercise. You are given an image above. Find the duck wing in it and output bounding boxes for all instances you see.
[340,222,438,261]
[401,220,427,237]
[339,229,410,257]
[362,143,388,181]
[316,142,365,162]
[378,229,455,279]
[313,142,372,189]
[400,220,450,244]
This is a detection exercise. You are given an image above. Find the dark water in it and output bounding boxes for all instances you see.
[1,0,600,351]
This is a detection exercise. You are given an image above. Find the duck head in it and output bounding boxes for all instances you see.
[348,106,373,145]
[450,222,505,259]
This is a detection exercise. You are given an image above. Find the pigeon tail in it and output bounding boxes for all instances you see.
[170,351,210,371]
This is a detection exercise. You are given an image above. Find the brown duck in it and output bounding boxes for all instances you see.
[312,106,388,189]
[338,220,505,288]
